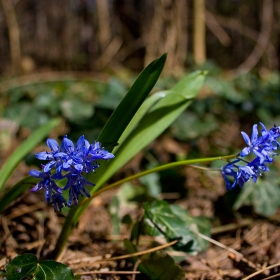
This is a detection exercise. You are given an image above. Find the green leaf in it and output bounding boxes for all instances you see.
[141,251,185,280]
[60,98,94,122]
[34,260,74,280]
[171,112,218,140]
[117,90,169,145]
[97,53,167,150]
[0,118,61,195]
[6,253,37,280]
[233,179,280,217]
[5,254,75,280]
[97,71,206,193]
[143,200,211,254]
[53,54,167,259]
[124,239,185,280]
[97,78,127,109]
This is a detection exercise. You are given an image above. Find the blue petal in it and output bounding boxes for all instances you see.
[29,170,44,178]
[61,136,74,153]
[74,163,83,172]
[75,135,85,152]
[44,161,56,172]
[46,138,60,152]
[51,193,66,212]
[240,147,251,157]
[100,151,115,159]
[241,131,251,146]
[44,186,52,202]
[251,124,259,143]
[259,122,267,135]
[31,183,42,192]
[36,151,54,160]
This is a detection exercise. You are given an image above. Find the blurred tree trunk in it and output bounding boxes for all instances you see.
[1,0,21,74]
[96,0,112,51]
[193,0,206,65]
[143,0,188,74]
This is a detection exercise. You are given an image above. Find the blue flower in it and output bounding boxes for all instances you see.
[240,123,280,163]
[240,124,266,162]
[29,135,114,211]
[221,159,256,190]
[221,122,280,190]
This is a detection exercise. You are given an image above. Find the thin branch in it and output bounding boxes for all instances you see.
[212,13,278,71]
[235,0,274,73]
[76,270,141,276]
[242,262,280,280]
[205,10,231,46]
[194,231,243,258]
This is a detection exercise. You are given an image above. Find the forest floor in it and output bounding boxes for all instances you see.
[1,135,280,280]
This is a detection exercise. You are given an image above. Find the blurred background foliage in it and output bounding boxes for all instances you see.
[0,0,280,216]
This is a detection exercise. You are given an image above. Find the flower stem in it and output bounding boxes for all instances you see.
[82,154,237,205]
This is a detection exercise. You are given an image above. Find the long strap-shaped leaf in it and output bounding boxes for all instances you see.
[53,70,206,260]
[53,54,167,259]
[0,118,61,195]
[98,53,167,148]
[96,71,206,191]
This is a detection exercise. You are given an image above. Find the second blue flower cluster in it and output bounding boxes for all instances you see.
[29,135,114,211]
[221,123,280,190]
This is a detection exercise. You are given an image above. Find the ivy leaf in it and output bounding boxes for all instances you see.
[233,178,280,217]
[5,254,37,280]
[143,200,211,254]
[34,260,74,280]
[141,251,185,280]
[5,254,75,280]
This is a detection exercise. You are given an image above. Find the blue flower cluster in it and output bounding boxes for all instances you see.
[221,123,280,190]
[29,135,114,211]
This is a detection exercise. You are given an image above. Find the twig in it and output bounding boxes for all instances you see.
[75,270,141,276]
[194,231,243,258]
[242,262,280,280]
[235,0,273,73]
[262,272,280,280]
[132,259,142,280]
[211,219,253,235]
[92,239,178,263]
[7,201,46,219]
[205,10,231,46]
[68,239,178,269]
[211,8,278,71]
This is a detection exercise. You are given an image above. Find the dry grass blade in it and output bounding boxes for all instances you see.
[242,262,280,280]
[92,239,178,264]
[195,231,243,258]
[75,270,141,276]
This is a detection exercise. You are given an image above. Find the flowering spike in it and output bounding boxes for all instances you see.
[29,135,114,211]
[221,123,280,190]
